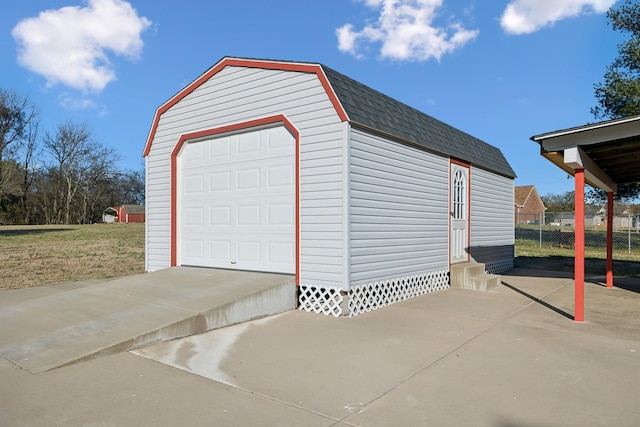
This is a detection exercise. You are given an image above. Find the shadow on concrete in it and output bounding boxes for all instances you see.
[588,276,640,294]
[501,280,574,321]
[506,266,573,280]
[0,227,74,237]
[515,255,640,279]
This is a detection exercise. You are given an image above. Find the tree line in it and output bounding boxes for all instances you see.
[0,89,144,225]
[542,191,640,214]
[590,0,640,202]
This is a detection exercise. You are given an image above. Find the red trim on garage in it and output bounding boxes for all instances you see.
[143,58,348,157]
[170,114,301,284]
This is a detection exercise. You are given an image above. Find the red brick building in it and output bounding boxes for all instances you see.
[514,185,546,224]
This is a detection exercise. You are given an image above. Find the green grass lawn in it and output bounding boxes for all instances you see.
[1,222,638,290]
[0,223,145,290]
[515,237,640,277]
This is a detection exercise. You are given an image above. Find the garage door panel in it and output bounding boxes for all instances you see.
[184,174,204,193]
[269,127,293,148]
[184,142,205,161]
[184,208,204,226]
[211,136,231,158]
[269,242,294,264]
[237,205,260,226]
[184,239,204,258]
[237,241,261,262]
[238,132,261,153]
[268,164,294,188]
[179,125,295,274]
[210,206,230,226]
[210,240,231,261]
[268,204,294,226]
[210,172,231,192]
[237,168,260,190]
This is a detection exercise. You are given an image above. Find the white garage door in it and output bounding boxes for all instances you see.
[178,126,295,274]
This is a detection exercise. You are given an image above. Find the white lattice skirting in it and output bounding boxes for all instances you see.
[298,270,450,318]
[484,258,514,274]
[298,285,344,317]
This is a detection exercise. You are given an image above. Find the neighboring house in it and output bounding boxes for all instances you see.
[586,206,604,227]
[514,185,546,225]
[102,207,118,223]
[103,205,145,223]
[547,206,604,227]
[143,57,516,316]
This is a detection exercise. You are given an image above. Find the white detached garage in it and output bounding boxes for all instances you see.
[143,57,516,317]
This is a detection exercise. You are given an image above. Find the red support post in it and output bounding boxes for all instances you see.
[606,191,614,288]
[574,169,585,322]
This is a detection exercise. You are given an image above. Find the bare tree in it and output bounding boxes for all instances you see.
[0,89,38,196]
[19,121,40,223]
[43,120,119,224]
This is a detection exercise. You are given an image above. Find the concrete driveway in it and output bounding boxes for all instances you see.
[2,268,639,426]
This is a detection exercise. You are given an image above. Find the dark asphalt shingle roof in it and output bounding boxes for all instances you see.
[321,65,516,178]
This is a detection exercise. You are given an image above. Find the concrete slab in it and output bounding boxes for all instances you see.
[1,268,639,426]
[131,269,640,426]
[134,305,498,420]
[0,352,339,427]
[346,320,640,426]
[0,267,295,373]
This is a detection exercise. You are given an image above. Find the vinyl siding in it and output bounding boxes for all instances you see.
[469,166,515,264]
[146,66,346,286]
[349,129,449,285]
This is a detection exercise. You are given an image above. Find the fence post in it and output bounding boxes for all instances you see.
[539,212,542,247]
[629,213,632,254]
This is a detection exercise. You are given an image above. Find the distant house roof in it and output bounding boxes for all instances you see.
[514,185,535,208]
[122,204,145,215]
[321,65,516,179]
[514,185,547,215]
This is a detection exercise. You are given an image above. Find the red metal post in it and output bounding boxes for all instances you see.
[574,169,585,322]
[606,191,614,288]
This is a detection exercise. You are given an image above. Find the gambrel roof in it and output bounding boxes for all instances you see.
[321,65,515,178]
[144,57,515,179]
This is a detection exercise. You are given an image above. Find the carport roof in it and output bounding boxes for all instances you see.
[531,114,640,191]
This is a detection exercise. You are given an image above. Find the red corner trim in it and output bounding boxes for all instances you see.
[143,58,348,157]
[170,114,301,285]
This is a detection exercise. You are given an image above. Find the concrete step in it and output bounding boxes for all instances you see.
[450,262,502,291]
[0,267,296,373]
[469,273,502,291]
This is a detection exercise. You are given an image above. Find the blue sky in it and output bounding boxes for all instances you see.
[1,0,623,197]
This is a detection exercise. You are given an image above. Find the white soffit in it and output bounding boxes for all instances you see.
[564,146,617,192]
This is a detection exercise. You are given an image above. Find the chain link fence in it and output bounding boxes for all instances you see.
[515,211,640,254]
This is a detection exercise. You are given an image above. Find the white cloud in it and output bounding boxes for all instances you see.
[59,93,97,110]
[500,0,616,35]
[336,0,479,61]
[12,0,151,93]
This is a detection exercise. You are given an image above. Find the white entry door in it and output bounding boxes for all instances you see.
[178,126,295,274]
[450,163,469,264]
